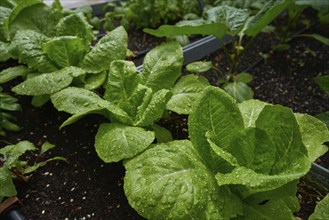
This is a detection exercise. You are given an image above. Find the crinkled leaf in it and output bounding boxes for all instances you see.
[140,41,183,92]
[206,5,250,34]
[134,89,172,127]
[12,67,85,95]
[238,99,268,128]
[0,65,31,83]
[9,0,62,37]
[95,123,155,163]
[124,140,243,220]
[144,20,228,39]
[186,61,213,73]
[189,86,244,170]
[224,81,254,103]
[309,194,329,220]
[9,30,57,72]
[104,60,140,104]
[0,41,11,61]
[81,26,128,73]
[43,36,88,68]
[295,113,329,162]
[166,75,210,114]
[55,12,93,45]
[51,87,109,115]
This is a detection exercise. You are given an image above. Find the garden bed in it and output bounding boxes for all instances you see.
[1,1,329,220]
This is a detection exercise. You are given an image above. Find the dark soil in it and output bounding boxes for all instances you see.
[1,13,329,220]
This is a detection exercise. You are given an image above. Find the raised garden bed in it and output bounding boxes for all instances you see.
[1,0,329,220]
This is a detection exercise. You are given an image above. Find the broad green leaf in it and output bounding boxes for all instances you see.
[134,89,172,127]
[43,36,88,68]
[238,99,268,128]
[236,72,253,84]
[255,105,309,175]
[124,140,243,220]
[166,75,210,114]
[314,74,329,96]
[0,93,20,111]
[8,0,62,37]
[104,60,140,104]
[31,95,50,107]
[0,141,36,167]
[206,5,250,34]
[224,81,254,102]
[309,194,329,220]
[81,26,128,73]
[12,67,85,95]
[83,71,107,90]
[95,123,155,162]
[152,124,173,143]
[295,113,329,162]
[0,66,31,83]
[9,30,57,72]
[186,61,213,73]
[140,41,183,92]
[244,0,292,37]
[0,41,10,61]
[40,141,55,154]
[189,86,244,171]
[55,12,93,45]
[51,87,109,114]
[0,6,11,41]
[144,20,228,40]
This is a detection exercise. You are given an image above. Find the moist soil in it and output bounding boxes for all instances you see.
[1,20,329,220]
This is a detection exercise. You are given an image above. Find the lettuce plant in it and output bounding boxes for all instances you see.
[0,141,66,202]
[50,41,189,162]
[124,86,329,219]
[144,0,292,102]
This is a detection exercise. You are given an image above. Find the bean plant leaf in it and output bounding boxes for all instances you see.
[95,123,155,163]
[140,41,183,92]
[80,26,128,73]
[0,65,31,83]
[244,0,292,37]
[12,67,85,95]
[309,194,329,220]
[42,36,88,68]
[55,12,93,45]
[9,30,58,72]
[124,140,243,220]
[166,75,210,114]
[206,5,250,34]
[224,81,254,103]
[144,20,228,40]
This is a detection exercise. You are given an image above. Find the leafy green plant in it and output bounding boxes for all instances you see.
[0,86,21,135]
[50,41,193,162]
[309,193,329,220]
[124,86,329,219]
[102,0,217,30]
[144,0,291,102]
[0,141,66,202]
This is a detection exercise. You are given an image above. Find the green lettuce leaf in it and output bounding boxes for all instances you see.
[95,123,155,162]
[309,194,329,220]
[124,140,243,220]
[140,41,183,92]
[0,65,31,83]
[42,36,88,68]
[166,74,210,114]
[80,26,128,73]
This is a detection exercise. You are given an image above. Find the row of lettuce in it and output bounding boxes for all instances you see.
[0,0,329,219]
